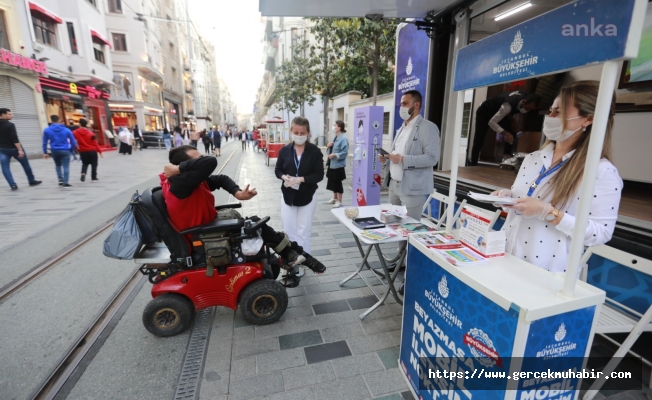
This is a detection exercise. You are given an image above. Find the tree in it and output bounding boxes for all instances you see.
[275,41,316,116]
[333,18,400,105]
[308,18,346,146]
[335,61,395,98]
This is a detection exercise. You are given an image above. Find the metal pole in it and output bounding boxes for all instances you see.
[561,60,619,297]
[446,90,466,234]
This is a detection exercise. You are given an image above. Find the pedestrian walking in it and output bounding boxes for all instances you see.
[118,127,133,155]
[208,127,215,153]
[253,129,259,151]
[162,128,172,151]
[73,118,103,182]
[133,124,143,151]
[189,128,200,148]
[174,126,183,147]
[0,108,42,190]
[67,119,80,162]
[213,128,222,156]
[241,131,247,151]
[275,116,325,275]
[201,130,212,155]
[326,120,349,208]
[43,115,77,188]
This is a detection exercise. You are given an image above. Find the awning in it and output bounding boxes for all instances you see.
[259,0,458,18]
[43,89,83,103]
[265,118,286,124]
[90,29,112,49]
[28,2,63,24]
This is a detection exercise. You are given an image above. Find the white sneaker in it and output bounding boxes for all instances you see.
[296,266,305,277]
[332,201,342,208]
[326,198,337,204]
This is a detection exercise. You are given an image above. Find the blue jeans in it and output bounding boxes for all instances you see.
[0,147,36,187]
[51,150,71,184]
[164,138,172,150]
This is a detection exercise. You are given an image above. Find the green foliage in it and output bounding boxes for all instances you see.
[275,41,316,115]
[308,18,346,99]
[335,62,395,98]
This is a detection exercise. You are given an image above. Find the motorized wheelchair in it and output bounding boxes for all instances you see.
[133,186,297,337]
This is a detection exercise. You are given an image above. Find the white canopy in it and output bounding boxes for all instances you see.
[259,0,459,18]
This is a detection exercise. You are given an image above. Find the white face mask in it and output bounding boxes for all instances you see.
[399,105,414,121]
[292,134,307,145]
[542,115,584,143]
[358,125,364,134]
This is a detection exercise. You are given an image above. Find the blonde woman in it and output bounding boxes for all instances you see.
[275,116,326,275]
[492,80,622,273]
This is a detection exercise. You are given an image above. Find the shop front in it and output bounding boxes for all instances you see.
[109,104,137,130]
[39,76,112,148]
[144,107,164,132]
[0,49,49,155]
[164,98,181,130]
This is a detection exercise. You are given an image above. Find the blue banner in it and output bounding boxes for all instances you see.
[393,23,430,136]
[453,0,637,91]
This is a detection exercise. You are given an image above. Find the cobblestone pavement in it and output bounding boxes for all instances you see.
[199,147,413,400]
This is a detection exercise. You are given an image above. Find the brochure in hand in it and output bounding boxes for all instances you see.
[468,191,516,205]
[359,228,398,241]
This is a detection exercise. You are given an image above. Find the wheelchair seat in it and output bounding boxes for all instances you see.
[180,218,244,236]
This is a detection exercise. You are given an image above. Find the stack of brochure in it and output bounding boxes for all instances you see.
[359,228,398,241]
[388,223,435,237]
[411,232,488,265]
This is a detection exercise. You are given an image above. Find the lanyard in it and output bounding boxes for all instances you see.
[526,160,567,197]
[293,147,301,177]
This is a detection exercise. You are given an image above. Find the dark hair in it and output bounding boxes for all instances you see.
[0,108,10,116]
[290,116,310,133]
[524,93,542,106]
[335,120,346,133]
[174,126,181,133]
[79,118,88,127]
[51,115,60,123]
[404,90,423,106]
[358,120,363,128]
[169,145,197,165]
[163,127,170,134]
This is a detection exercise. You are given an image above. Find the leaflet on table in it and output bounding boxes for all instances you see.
[468,191,516,205]
[359,228,398,241]
[388,223,435,237]
[433,246,489,265]
[411,232,461,249]
[380,204,408,223]
[458,205,506,257]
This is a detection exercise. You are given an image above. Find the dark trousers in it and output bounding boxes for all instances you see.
[203,142,211,154]
[470,114,490,166]
[80,151,98,179]
[241,141,246,151]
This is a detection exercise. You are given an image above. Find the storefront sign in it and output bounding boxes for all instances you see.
[393,23,430,136]
[69,83,78,94]
[453,0,645,91]
[39,77,110,99]
[0,48,48,76]
[351,106,383,207]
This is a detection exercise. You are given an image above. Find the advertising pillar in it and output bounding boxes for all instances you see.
[352,106,383,207]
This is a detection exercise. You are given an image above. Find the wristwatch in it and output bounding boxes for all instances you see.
[545,208,561,222]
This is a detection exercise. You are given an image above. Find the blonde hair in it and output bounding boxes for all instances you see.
[541,80,615,209]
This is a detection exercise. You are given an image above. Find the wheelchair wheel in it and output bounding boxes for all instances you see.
[142,294,195,337]
[239,280,288,325]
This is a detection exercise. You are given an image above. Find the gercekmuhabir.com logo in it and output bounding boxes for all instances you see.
[510,30,523,54]
[438,275,449,298]
[406,57,413,75]
[554,323,567,342]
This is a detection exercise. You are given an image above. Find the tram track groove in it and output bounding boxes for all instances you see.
[25,145,241,400]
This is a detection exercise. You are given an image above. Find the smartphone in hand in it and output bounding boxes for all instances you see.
[376,147,389,156]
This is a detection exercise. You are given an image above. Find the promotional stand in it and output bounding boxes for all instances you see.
[351,106,384,206]
[398,0,647,399]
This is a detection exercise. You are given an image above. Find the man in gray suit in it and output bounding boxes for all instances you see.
[379,90,440,220]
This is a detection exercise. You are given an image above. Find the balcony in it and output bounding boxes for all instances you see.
[263,78,276,107]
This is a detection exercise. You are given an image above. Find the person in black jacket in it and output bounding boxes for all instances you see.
[275,116,325,275]
[0,108,42,190]
[469,91,541,166]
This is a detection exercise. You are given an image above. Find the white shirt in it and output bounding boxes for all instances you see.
[488,102,512,134]
[503,143,623,273]
[118,129,133,144]
[389,116,418,181]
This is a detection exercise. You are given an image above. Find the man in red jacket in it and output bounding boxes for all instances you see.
[72,118,103,182]
[161,145,326,275]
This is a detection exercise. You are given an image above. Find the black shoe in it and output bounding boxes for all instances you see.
[61,183,72,188]
[286,250,306,267]
[81,174,85,182]
[91,178,99,182]
[59,181,63,186]
[11,185,18,191]
[29,180,42,186]
[301,252,326,274]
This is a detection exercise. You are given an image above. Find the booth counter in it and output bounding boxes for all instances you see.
[399,237,605,400]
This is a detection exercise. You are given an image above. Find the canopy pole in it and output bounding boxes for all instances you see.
[446,90,466,234]
[561,60,620,297]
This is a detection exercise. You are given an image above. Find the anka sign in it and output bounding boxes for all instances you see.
[0,49,48,76]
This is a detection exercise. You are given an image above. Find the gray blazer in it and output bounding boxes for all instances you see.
[382,115,440,196]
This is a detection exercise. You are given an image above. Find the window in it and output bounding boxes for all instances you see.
[0,10,9,50]
[461,103,472,138]
[108,0,122,13]
[291,28,298,49]
[85,0,97,7]
[66,22,77,54]
[112,33,127,51]
[93,42,105,63]
[383,112,390,135]
[32,16,57,48]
